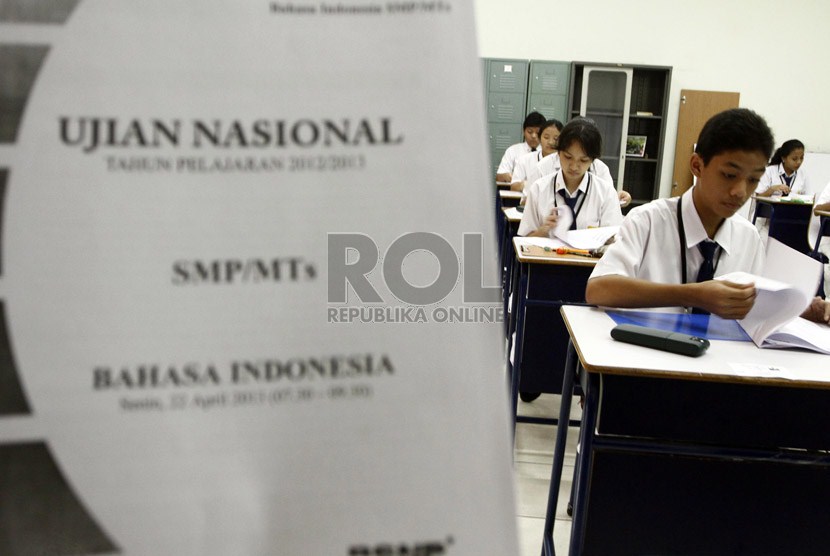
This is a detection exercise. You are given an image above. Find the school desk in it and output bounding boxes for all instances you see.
[753,195,814,254]
[506,238,596,427]
[813,209,830,256]
[499,207,522,323]
[498,189,522,207]
[815,209,830,244]
[543,305,830,556]
[495,190,523,261]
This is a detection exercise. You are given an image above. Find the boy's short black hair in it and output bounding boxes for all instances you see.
[557,117,602,160]
[522,111,546,130]
[695,108,774,165]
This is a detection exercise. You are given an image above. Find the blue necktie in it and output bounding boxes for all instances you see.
[695,241,718,283]
[559,189,581,230]
[692,241,718,314]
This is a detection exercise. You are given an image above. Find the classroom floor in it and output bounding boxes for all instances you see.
[514,394,581,556]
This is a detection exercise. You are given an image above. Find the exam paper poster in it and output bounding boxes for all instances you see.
[0,1,518,554]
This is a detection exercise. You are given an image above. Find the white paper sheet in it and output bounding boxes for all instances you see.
[559,226,620,250]
[0,2,519,554]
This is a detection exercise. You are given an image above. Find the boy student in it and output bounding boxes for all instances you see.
[586,108,830,323]
[495,111,546,183]
[518,117,623,237]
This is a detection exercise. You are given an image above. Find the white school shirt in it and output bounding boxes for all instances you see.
[808,180,830,250]
[517,170,622,236]
[534,153,614,191]
[496,141,533,175]
[756,163,809,195]
[512,150,553,186]
[590,187,765,289]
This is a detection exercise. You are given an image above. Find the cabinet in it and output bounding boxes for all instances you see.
[483,58,528,177]
[482,58,570,176]
[569,62,672,206]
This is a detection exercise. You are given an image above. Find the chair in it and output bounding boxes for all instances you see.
[751,200,772,224]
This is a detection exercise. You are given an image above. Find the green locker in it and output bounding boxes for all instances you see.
[487,59,528,94]
[529,61,570,95]
[527,94,568,121]
[484,58,528,175]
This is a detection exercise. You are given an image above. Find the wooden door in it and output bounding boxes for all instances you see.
[670,90,740,197]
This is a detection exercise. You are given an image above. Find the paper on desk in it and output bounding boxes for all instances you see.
[728,362,797,379]
[760,317,830,355]
[558,226,620,250]
[783,193,814,203]
[718,271,810,344]
[516,236,568,249]
[504,206,523,220]
[718,239,822,347]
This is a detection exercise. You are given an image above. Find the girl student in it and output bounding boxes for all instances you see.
[518,117,623,237]
[509,119,563,192]
[751,139,810,238]
[756,139,808,197]
[534,121,632,207]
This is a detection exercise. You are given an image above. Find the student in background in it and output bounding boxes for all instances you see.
[535,117,632,207]
[509,119,563,192]
[751,139,809,240]
[586,108,829,322]
[517,117,624,404]
[756,139,808,198]
[495,111,546,183]
[518,117,623,237]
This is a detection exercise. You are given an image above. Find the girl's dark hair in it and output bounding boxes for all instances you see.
[539,119,564,135]
[769,139,805,166]
[557,117,602,160]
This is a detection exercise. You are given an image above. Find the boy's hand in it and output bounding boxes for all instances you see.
[694,281,756,319]
[801,296,830,324]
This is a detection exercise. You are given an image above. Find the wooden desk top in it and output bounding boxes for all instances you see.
[753,194,814,206]
[561,305,830,388]
[816,209,830,218]
[499,190,523,200]
[513,237,598,267]
[496,181,511,190]
[502,207,522,223]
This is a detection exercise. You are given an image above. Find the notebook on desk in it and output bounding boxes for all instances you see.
[607,310,750,342]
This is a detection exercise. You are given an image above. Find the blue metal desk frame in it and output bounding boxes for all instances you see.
[543,308,830,556]
[505,240,594,429]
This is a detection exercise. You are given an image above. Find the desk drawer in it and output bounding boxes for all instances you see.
[596,374,830,451]
[582,449,830,556]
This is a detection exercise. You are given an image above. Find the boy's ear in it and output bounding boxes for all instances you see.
[690,152,704,178]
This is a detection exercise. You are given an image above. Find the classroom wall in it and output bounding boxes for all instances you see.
[474,0,830,198]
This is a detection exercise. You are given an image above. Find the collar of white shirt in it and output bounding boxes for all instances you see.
[777,162,795,179]
[682,187,735,256]
[553,170,589,198]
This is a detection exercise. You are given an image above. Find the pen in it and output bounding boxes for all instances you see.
[556,247,593,257]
